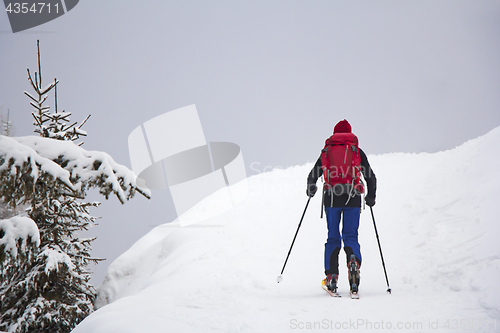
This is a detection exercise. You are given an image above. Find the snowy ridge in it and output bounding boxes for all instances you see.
[73,127,500,333]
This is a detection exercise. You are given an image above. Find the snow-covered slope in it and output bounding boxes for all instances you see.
[73,127,500,333]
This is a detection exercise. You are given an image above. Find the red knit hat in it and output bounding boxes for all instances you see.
[333,119,352,133]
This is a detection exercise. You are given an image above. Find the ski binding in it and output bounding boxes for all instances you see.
[322,281,341,297]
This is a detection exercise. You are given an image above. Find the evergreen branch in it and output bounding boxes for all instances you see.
[39,81,57,96]
[24,91,39,104]
[66,121,77,131]
[26,68,39,94]
[66,253,104,262]
[134,186,151,199]
[31,113,42,127]
[37,39,42,88]
[54,78,58,113]
[29,102,43,112]
[29,102,49,112]
[39,95,49,107]
[59,192,85,200]
[78,115,91,129]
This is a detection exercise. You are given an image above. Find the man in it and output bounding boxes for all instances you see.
[306,119,376,296]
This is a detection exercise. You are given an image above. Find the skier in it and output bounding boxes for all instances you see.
[306,119,376,297]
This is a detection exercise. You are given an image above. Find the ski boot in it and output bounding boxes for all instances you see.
[325,274,338,292]
[348,254,360,299]
[322,274,340,297]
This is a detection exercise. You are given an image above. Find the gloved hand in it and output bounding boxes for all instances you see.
[365,196,376,207]
[306,184,317,197]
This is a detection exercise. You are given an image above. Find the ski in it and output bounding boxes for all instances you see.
[322,280,341,297]
[350,291,359,299]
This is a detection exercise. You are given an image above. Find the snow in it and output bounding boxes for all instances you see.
[0,216,40,258]
[0,134,149,267]
[73,127,500,333]
[42,247,75,274]
[0,135,74,190]
[6,135,150,202]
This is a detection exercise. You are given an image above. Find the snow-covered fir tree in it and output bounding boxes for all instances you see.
[0,109,14,137]
[0,41,150,333]
[0,108,23,221]
[26,41,89,144]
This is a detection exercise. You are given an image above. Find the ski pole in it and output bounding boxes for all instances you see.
[370,206,392,294]
[277,197,311,283]
[320,186,324,219]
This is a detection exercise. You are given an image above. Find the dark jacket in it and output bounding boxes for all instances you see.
[307,148,376,208]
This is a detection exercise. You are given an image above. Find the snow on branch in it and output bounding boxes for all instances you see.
[0,135,75,191]
[13,136,151,203]
[41,246,75,274]
[0,215,40,260]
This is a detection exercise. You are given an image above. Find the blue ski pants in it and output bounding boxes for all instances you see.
[324,207,362,274]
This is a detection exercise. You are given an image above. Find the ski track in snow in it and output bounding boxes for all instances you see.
[72,128,500,333]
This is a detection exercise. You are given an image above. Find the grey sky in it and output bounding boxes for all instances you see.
[1,0,499,284]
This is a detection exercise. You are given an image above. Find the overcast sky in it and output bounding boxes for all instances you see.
[1,0,499,284]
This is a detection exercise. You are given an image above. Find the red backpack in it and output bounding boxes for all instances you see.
[320,132,364,195]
